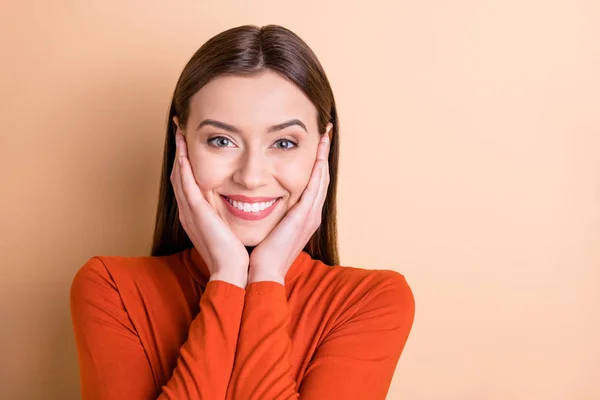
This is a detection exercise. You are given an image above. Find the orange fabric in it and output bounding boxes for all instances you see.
[70,247,415,399]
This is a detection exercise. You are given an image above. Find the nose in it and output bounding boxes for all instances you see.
[231,149,270,190]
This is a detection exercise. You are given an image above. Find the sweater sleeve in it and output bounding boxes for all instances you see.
[225,273,415,400]
[70,256,245,400]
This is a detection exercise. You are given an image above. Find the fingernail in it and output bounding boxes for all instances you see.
[323,134,329,143]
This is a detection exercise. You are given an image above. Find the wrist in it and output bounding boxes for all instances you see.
[209,271,248,289]
[247,269,285,285]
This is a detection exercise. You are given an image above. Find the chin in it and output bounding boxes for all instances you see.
[233,228,268,247]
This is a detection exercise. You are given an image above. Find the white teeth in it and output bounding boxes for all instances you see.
[226,197,277,213]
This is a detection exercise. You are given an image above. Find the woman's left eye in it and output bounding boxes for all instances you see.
[272,139,297,150]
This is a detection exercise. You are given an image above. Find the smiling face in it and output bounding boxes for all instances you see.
[174,69,332,246]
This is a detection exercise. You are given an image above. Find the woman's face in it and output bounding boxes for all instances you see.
[174,70,332,246]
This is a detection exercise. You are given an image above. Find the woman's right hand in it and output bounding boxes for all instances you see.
[170,132,249,288]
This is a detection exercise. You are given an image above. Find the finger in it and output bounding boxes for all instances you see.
[176,132,188,159]
[171,135,192,215]
[298,159,324,213]
[170,134,183,195]
[297,135,329,210]
[177,143,208,210]
[312,133,330,199]
[316,134,329,162]
[314,157,330,210]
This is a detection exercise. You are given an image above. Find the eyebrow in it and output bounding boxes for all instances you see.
[197,118,308,134]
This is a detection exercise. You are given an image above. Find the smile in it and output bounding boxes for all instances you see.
[221,195,281,221]
[226,197,277,212]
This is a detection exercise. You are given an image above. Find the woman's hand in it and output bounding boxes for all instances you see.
[248,132,332,285]
[171,132,249,288]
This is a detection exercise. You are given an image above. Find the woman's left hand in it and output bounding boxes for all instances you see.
[248,130,332,285]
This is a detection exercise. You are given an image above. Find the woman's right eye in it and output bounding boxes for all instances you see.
[207,136,234,148]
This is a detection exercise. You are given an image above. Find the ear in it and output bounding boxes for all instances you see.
[324,122,333,141]
[172,116,184,136]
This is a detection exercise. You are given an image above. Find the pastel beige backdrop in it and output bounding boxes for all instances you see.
[1,1,598,399]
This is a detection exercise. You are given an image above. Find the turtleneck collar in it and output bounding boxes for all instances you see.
[184,246,311,288]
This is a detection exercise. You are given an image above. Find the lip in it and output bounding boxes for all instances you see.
[220,195,281,221]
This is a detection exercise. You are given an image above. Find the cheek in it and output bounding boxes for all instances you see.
[274,156,314,203]
[188,151,231,191]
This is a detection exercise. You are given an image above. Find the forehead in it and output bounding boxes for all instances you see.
[188,70,319,132]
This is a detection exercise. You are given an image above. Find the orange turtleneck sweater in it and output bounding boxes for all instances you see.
[70,247,415,399]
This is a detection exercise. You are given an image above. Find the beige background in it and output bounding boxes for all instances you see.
[1,1,599,399]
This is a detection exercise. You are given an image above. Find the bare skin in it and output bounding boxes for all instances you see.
[170,70,332,288]
[172,131,330,287]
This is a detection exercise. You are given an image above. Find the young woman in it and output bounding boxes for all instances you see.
[70,24,415,400]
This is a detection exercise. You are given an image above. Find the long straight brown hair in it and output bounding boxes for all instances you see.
[150,24,340,266]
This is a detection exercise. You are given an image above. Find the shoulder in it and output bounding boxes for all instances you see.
[362,269,415,324]
[307,259,415,325]
[70,256,117,303]
[312,259,414,302]
[349,267,414,316]
[71,254,168,291]
[302,260,416,358]
[70,252,195,309]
